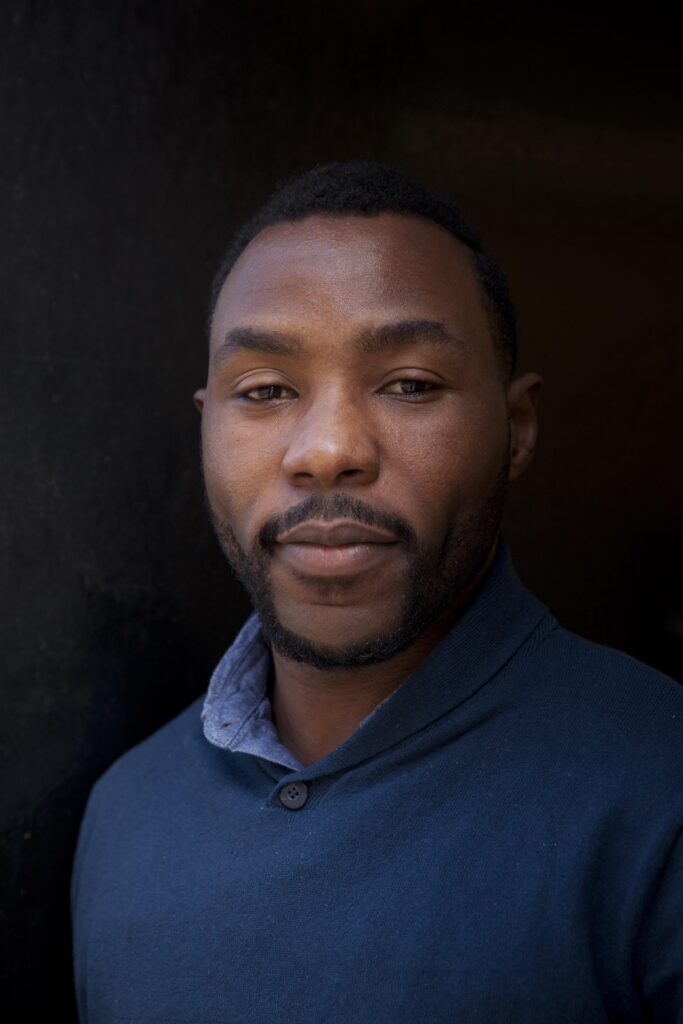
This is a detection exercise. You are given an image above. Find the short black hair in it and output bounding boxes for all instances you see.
[209,160,517,378]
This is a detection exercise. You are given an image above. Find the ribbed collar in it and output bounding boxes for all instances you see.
[203,537,554,778]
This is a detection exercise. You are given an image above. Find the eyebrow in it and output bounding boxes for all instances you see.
[213,327,302,366]
[212,318,465,367]
[356,319,467,354]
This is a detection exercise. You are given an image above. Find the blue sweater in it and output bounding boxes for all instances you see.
[71,542,683,1023]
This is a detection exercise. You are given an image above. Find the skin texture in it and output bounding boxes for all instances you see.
[195,213,541,765]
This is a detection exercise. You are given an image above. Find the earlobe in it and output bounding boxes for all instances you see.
[507,372,542,482]
[193,388,206,414]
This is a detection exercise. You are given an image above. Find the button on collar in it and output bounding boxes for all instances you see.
[278,781,308,810]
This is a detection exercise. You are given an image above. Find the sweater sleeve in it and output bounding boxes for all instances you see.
[637,829,683,1022]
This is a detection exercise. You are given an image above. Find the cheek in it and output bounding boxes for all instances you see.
[388,400,507,525]
[201,410,275,532]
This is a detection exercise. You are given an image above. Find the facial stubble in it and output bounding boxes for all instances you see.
[205,451,510,670]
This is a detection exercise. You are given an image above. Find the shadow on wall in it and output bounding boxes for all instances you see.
[625,534,683,684]
[1,580,205,1021]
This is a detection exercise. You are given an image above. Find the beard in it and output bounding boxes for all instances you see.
[206,453,509,671]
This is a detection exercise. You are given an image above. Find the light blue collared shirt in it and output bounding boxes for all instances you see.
[201,613,304,772]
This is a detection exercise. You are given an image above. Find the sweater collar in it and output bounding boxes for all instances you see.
[293,536,554,778]
[203,536,554,777]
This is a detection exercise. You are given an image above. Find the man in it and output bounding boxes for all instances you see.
[71,162,683,1022]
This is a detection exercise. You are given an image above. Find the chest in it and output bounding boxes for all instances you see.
[75,762,638,1023]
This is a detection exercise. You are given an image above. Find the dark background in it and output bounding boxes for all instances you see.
[2,2,682,1018]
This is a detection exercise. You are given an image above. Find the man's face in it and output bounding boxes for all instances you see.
[197,213,518,669]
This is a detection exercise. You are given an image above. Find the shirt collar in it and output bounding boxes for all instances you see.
[202,614,303,771]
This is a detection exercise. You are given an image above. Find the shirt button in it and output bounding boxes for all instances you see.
[279,781,309,810]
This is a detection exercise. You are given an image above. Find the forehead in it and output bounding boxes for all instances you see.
[211,213,491,352]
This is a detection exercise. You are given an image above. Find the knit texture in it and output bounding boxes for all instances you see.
[71,542,683,1023]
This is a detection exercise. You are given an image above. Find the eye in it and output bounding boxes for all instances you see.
[381,378,442,400]
[237,383,296,403]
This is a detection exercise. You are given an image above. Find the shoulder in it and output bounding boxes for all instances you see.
[533,623,683,718]
[85,695,209,820]
[71,696,211,909]
[518,622,683,804]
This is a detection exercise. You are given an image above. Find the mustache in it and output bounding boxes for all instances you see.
[258,493,417,550]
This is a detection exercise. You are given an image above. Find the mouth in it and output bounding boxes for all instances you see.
[274,519,401,577]
[276,520,399,546]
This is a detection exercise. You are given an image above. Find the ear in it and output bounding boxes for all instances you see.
[193,387,206,413]
[506,372,542,482]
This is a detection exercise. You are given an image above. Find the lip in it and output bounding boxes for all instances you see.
[276,520,399,546]
[274,520,400,577]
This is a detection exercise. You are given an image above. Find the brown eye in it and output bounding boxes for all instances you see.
[383,379,440,398]
[240,384,295,402]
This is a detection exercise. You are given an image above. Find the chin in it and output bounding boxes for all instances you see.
[258,603,428,671]
[280,600,398,644]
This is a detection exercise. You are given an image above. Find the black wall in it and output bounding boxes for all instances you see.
[2,3,682,1018]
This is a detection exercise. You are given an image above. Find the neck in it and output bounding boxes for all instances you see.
[270,538,498,766]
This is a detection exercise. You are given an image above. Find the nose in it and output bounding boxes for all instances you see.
[282,388,380,489]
